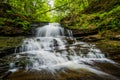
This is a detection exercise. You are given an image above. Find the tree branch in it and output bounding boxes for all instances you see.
[40,0,74,14]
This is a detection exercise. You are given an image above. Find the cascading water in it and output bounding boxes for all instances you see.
[15,23,114,71]
[5,23,119,80]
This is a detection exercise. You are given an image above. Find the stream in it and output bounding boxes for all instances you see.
[0,23,120,80]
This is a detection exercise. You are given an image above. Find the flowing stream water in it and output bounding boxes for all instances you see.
[0,23,120,80]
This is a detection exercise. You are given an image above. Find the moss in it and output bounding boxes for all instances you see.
[0,36,24,51]
[92,39,120,61]
[97,40,120,48]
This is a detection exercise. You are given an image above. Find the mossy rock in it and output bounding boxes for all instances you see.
[0,36,24,57]
[94,39,120,61]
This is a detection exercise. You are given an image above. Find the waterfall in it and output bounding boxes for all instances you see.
[7,23,119,80]
[14,23,115,73]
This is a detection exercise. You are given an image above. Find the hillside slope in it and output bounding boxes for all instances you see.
[61,0,120,30]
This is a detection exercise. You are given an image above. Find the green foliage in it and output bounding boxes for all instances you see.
[0,18,5,26]
[0,0,92,22]
[0,18,14,25]
[53,0,89,22]
[0,17,30,31]
[61,0,120,32]
[8,0,50,21]
[17,21,30,30]
[0,0,119,31]
[83,0,120,13]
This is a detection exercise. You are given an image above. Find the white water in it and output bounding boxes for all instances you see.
[13,23,118,78]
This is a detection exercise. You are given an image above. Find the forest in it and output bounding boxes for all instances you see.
[0,0,120,80]
[0,0,120,36]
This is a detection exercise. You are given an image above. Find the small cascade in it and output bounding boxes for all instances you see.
[15,23,113,71]
[6,23,119,80]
